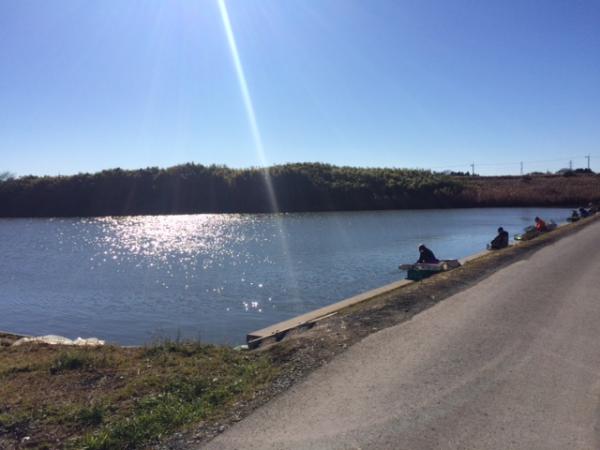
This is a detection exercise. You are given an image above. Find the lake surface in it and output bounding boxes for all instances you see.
[0,208,570,345]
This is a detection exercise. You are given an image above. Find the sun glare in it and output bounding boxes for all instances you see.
[217,0,279,213]
[217,0,300,302]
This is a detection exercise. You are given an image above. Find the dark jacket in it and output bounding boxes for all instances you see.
[417,247,439,264]
[490,230,509,249]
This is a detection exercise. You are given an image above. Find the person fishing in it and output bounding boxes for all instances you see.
[417,244,439,264]
[534,217,547,232]
[490,227,509,250]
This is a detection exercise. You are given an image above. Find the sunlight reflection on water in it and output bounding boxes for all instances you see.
[81,215,278,311]
[93,215,247,268]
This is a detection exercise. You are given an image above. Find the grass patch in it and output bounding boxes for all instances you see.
[0,411,28,433]
[0,341,277,449]
[49,351,94,375]
[76,405,105,427]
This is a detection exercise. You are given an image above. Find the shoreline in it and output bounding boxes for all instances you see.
[0,208,583,348]
[164,212,600,448]
[0,203,589,220]
[243,217,574,349]
[0,206,576,348]
[0,331,26,347]
[1,214,598,449]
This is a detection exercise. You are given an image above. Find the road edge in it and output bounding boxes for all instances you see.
[166,214,600,449]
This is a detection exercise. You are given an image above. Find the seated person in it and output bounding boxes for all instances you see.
[579,207,590,218]
[534,217,547,232]
[570,210,580,220]
[490,227,509,249]
[417,244,439,264]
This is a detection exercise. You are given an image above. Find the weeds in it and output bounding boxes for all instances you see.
[49,350,111,374]
[75,405,105,427]
[0,341,277,449]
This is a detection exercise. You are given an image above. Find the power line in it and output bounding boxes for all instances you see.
[428,154,596,172]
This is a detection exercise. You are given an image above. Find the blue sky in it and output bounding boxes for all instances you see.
[1,0,599,176]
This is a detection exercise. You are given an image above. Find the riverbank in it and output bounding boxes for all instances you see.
[162,212,600,449]
[1,214,598,449]
[203,207,600,450]
[0,340,278,449]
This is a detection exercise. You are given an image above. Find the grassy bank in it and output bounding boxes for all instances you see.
[0,340,277,449]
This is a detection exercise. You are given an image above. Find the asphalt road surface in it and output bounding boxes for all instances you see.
[204,220,600,450]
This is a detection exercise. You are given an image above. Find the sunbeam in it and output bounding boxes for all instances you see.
[217,0,279,214]
[217,0,300,302]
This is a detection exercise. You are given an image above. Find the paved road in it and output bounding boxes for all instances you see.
[204,220,600,450]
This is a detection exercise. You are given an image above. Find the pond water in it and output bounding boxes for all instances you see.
[0,207,570,345]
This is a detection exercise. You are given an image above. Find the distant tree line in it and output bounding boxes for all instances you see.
[0,171,15,182]
[0,163,464,217]
[2,163,599,217]
[440,170,474,177]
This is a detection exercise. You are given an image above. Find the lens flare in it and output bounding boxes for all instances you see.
[217,0,300,301]
[217,0,279,213]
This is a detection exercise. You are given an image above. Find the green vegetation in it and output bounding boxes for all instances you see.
[0,341,277,449]
[0,171,14,182]
[49,350,112,374]
[1,163,599,217]
[0,163,462,216]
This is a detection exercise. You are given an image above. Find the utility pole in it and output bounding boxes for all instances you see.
[520,161,523,175]
[569,160,573,171]
[470,162,475,176]
[586,154,591,170]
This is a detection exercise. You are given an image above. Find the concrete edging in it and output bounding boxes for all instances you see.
[247,279,415,348]
[246,220,581,348]
[247,248,501,348]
